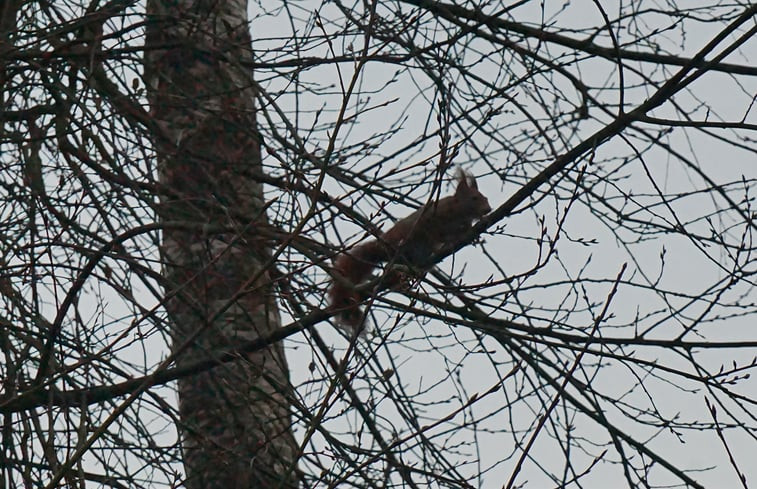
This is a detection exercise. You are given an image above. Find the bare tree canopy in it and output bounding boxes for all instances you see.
[0,1,755,488]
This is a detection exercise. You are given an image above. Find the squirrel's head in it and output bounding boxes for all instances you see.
[455,170,492,218]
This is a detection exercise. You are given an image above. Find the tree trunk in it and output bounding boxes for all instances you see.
[144,2,299,488]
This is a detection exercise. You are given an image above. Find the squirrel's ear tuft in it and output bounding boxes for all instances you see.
[455,168,479,190]
[454,167,469,190]
[467,173,478,189]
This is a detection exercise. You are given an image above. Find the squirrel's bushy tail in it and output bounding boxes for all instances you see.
[328,240,387,330]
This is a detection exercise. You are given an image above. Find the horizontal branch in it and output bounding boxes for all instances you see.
[0,309,327,414]
[401,0,757,76]
[2,295,755,414]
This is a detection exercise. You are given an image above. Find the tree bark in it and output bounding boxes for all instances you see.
[144,2,299,488]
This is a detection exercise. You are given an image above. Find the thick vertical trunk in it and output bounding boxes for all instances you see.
[144,2,299,488]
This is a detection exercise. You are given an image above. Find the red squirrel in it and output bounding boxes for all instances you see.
[329,170,492,331]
